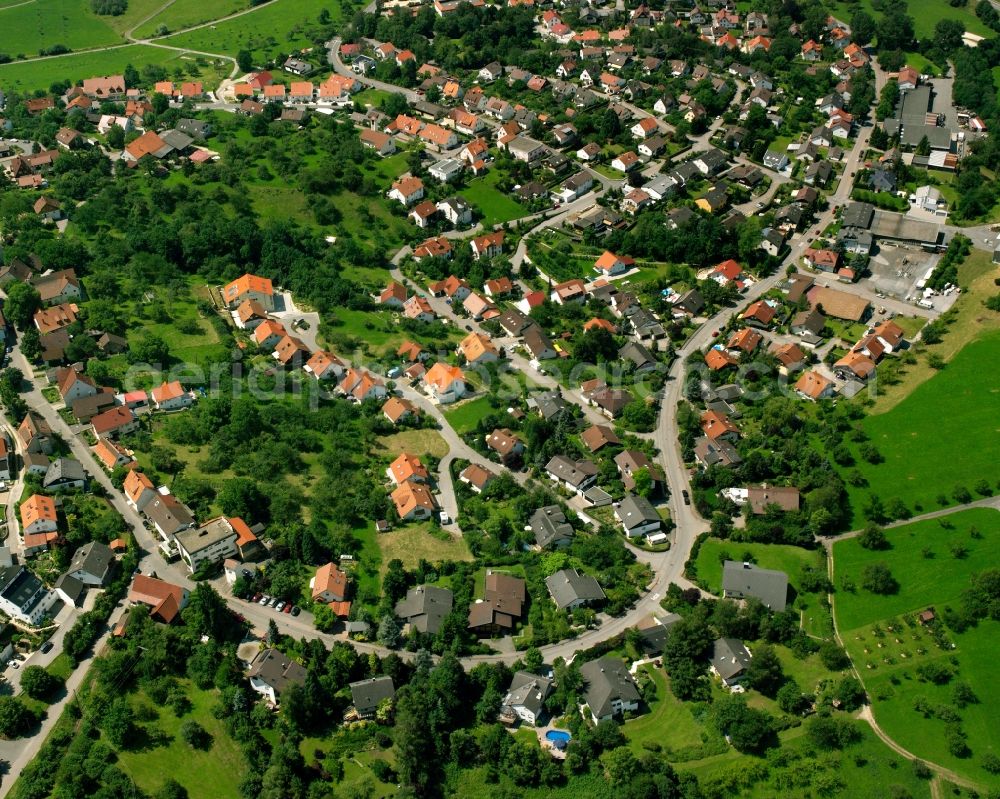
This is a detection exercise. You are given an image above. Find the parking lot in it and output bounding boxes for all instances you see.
[863,244,938,301]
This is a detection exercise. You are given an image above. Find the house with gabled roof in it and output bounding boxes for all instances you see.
[486,428,523,463]
[424,363,466,403]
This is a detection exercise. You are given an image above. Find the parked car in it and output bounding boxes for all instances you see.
[283,604,293,614]
[8,661,18,670]
[259,595,270,605]
[268,597,279,607]
[275,601,286,612]
[251,593,262,603]
[291,606,301,617]
[40,641,53,654]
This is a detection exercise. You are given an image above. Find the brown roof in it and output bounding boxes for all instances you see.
[747,486,800,514]
[459,463,495,490]
[581,424,620,452]
[128,574,187,623]
[486,428,521,457]
[382,396,418,423]
[808,286,870,322]
[91,406,135,434]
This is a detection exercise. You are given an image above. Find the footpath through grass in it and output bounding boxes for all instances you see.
[163,0,352,61]
[0,44,231,93]
[833,508,1000,787]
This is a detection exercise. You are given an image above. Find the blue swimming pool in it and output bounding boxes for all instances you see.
[546,730,571,744]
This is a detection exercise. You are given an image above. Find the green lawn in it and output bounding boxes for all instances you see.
[163,0,351,61]
[135,0,249,38]
[443,395,497,435]
[832,508,1000,632]
[682,722,933,799]
[827,0,991,39]
[0,0,121,56]
[116,682,247,798]
[840,329,1000,517]
[693,538,825,596]
[377,524,473,571]
[833,508,1000,787]
[622,666,707,755]
[461,171,528,226]
[0,43,229,93]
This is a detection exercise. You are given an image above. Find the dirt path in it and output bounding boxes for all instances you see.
[857,706,985,793]
[124,0,179,39]
[822,495,1000,546]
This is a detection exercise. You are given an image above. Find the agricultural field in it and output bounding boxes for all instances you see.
[135,0,249,38]
[839,329,1000,516]
[163,0,347,62]
[833,508,1000,786]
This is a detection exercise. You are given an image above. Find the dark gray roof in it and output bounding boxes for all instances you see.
[533,390,569,420]
[0,566,47,614]
[530,506,573,548]
[722,561,788,611]
[394,585,453,634]
[580,656,640,717]
[615,494,660,532]
[842,201,875,229]
[676,288,704,314]
[159,129,193,151]
[43,457,87,488]
[55,573,85,605]
[503,670,552,716]
[248,648,308,696]
[545,455,598,488]
[712,637,752,681]
[545,568,604,609]
[145,494,195,534]
[68,541,114,584]
[635,612,681,654]
[349,676,395,715]
[618,340,656,369]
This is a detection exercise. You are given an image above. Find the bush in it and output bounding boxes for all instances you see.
[807,715,861,749]
[861,562,899,595]
[179,720,211,750]
[19,666,62,701]
[982,752,1000,774]
[916,661,953,685]
[91,0,127,13]
[370,760,396,783]
[819,641,851,671]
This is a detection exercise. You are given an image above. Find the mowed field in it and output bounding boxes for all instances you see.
[0,0,121,55]
[163,0,346,61]
[840,329,1000,516]
[135,0,249,38]
[833,508,1000,787]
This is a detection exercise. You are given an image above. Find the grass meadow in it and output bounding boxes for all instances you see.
[833,508,1000,786]
[840,329,1000,516]
[163,0,347,61]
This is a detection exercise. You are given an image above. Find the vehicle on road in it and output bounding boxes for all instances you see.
[40,641,53,654]
[682,490,691,505]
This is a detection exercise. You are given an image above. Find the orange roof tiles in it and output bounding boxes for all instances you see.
[224,273,274,303]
